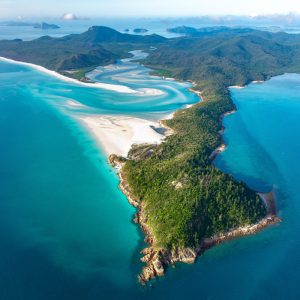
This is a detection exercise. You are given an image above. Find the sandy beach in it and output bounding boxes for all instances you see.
[0,56,140,94]
[229,85,245,89]
[79,115,167,157]
[0,56,192,158]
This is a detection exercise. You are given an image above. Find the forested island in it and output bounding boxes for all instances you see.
[133,28,149,33]
[2,26,299,283]
[33,22,60,30]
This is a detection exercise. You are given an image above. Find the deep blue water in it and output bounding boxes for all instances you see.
[1,52,300,299]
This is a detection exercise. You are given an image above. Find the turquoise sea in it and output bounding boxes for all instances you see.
[1,50,300,299]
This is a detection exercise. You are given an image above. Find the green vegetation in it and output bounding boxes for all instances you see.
[122,27,300,249]
[123,91,267,249]
[150,68,173,78]
[2,26,300,250]
[0,26,166,72]
[60,66,96,81]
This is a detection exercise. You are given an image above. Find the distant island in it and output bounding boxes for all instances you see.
[133,28,149,33]
[2,21,36,27]
[0,25,294,284]
[167,25,200,34]
[33,22,60,30]
[167,25,242,36]
[3,21,60,30]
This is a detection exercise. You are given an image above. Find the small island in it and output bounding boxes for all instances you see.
[133,28,149,33]
[167,25,200,35]
[33,22,60,30]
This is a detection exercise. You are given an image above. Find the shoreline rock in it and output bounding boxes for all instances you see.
[110,153,281,285]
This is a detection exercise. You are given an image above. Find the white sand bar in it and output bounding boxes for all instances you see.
[0,56,138,94]
[79,115,166,157]
[0,56,171,158]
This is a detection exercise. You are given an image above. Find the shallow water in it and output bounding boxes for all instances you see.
[0,55,197,299]
[1,52,300,298]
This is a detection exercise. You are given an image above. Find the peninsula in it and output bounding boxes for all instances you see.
[2,26,299,284]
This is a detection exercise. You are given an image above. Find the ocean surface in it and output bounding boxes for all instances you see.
[0,54,198,299]
[1,17,300,41]
[1,50,300,299]
[0,18,184,41]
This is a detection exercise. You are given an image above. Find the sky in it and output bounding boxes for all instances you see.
[1,0,300,19]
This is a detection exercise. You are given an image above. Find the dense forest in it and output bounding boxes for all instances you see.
[1,26,299,250]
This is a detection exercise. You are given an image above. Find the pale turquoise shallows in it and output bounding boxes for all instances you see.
[0,56,197,299]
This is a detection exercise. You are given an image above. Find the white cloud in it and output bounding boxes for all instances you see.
[1,0,300,19]
[62,13,77,20]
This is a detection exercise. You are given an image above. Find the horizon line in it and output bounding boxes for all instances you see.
[1,11,300,20]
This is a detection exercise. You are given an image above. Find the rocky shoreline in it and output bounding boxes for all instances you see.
[108,80,282,285]
[109,154,281,285]
[108,82,282,285]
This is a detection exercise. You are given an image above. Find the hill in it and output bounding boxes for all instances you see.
[144,28,300,90]
[0,26,166,76]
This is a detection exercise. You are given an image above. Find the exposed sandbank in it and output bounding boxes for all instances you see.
[79,115,167,157]
[67,100,84,107]
[230,85,245,89]
[0,56,188,159]
[0,56,156,94]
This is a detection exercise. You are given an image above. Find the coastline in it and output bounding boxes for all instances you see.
[0,56,177,157]
[210,79,268,159]
[79,115,169,157]
[211,79,267,159]
[109,80,281,285]
[110,153,281,285]
[0,56,165,95]
[0,55,192,160]
[209,109,236,160]
[229,79,266,90]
